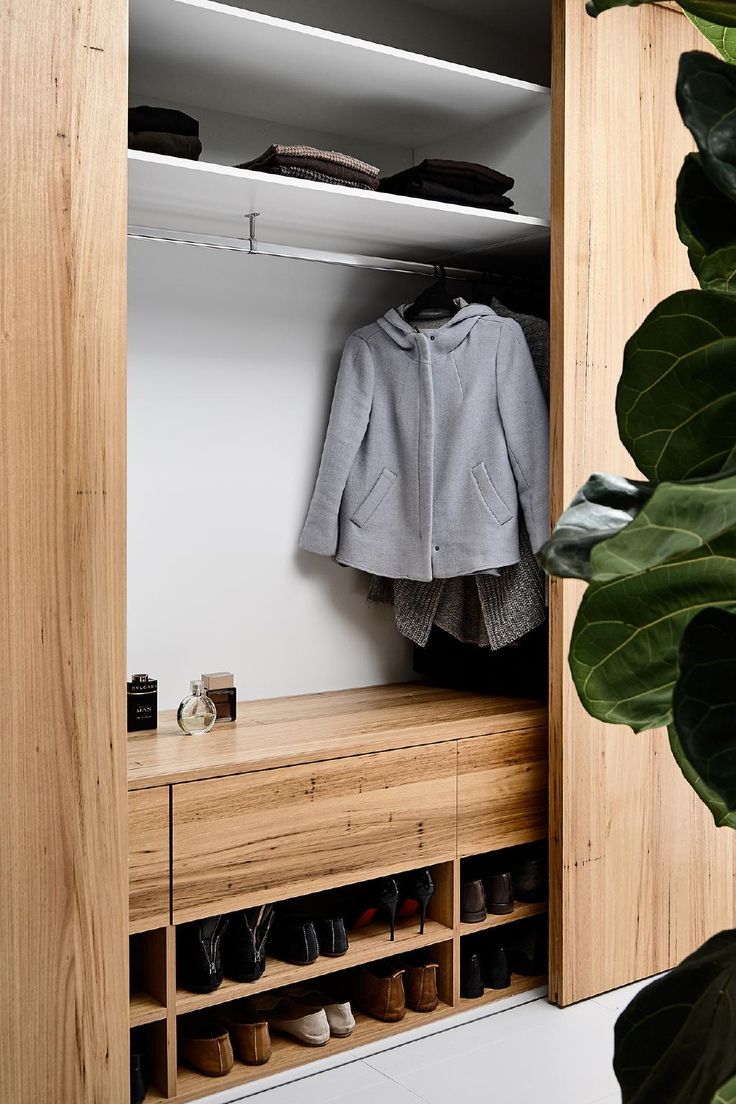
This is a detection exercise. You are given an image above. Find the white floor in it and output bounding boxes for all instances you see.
[222,977,658,1104]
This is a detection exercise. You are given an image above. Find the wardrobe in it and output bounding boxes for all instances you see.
[3,1,732,1102]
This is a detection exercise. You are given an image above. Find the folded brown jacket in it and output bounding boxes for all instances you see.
[379,177,515,210]
[128,131,202,161]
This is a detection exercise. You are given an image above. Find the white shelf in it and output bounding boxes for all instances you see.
[128,151,550,263]
[129,0,550,148]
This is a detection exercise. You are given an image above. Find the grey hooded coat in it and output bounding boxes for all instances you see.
[299,302,549,582]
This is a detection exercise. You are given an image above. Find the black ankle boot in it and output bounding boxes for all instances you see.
[482,939,511,989]
[224,904,275,982]
[460,945,485,999]
[177,915,229,993]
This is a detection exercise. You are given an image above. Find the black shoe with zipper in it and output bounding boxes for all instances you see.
[224,904,276,982]
[177,915,229,993]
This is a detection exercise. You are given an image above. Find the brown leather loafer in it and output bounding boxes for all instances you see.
[398,958,439,1013]
[220,1002,271,1066]
[180,1020,234,1076]
[460,878,487,923]
[353,964,406,1022]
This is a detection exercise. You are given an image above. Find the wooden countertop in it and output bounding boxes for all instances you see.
[127,682,546,789]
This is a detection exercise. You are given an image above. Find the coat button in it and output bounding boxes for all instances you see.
[430,335,435,340]
[435,545,440,551]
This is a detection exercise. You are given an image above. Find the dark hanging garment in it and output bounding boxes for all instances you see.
[413,621,549,701]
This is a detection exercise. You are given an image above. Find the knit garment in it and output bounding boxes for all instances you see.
[380,177,516,211]
[380,158,514,197]
[128,131,202,161]
[367,300,550,649]
[244,164,378,190]
[238,144,379,178]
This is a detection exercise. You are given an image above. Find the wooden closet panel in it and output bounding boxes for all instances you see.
[172,744,457,922]
[549,0,735,1005]
[0,1,128,1100]
[457,729,548,856]
[129,788,171,932]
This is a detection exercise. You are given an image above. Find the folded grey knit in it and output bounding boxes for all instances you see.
[239,143,379,177]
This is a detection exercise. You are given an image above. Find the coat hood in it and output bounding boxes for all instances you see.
[377,299,498,354]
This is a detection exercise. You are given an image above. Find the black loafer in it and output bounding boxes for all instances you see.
[268,909,319,965]
[314,914,348,957]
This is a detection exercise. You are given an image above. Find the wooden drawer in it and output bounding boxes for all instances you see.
[172,743,457,922]
[457,728,547,856]
[129,787,170,932]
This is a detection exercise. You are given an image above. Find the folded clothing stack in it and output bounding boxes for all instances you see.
[237,144,380,190]
[379,157,516,211]
[128,105,202,161]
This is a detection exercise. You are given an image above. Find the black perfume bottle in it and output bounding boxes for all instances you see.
[127,673,158,732]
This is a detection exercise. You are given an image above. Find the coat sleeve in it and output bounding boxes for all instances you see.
[299,335,375,556]
[495,322,550,553]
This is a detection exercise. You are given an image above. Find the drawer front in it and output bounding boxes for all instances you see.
[172,743,457,922]
[457,728,547,856]
[129,787,170,932]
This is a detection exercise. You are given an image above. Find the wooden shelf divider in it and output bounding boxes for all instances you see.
[129,991,167,1028]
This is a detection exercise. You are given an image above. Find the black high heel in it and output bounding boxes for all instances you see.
[398,870,435,935]
[344,877,400,942]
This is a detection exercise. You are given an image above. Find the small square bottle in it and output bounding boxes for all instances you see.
[202,672,237,723]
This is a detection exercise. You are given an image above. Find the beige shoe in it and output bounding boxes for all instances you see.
[288,985,356,1037]
[245,995,330,1047]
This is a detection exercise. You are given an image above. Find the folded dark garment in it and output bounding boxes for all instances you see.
[242,163,377,190]
[237,153,377,188]
[239,143,379,179]
[379,177,516,211]
[128,131,202,161]
[380,158,514,197]
[128,105,199,138]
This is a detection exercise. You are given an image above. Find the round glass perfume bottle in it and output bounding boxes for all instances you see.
[177,679,217,735]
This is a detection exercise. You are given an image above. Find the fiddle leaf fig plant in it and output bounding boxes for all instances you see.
[539,10,736,1101]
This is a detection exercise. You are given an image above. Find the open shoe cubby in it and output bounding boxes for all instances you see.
[129,851,546,1101]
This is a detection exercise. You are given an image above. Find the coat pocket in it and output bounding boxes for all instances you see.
[471,462,512,525]
[351,468,397,528]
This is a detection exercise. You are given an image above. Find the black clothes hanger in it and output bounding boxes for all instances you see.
[404,264,461,324]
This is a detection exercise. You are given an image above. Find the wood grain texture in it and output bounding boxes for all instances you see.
[129,788,171,932]
[0,1,128,1100]
[172,744,458,921]
[549,0,735,1005]
[128,683,545,788]
[457,729,548,857]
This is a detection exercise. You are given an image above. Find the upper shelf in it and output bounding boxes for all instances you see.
[128,151,550,261]
[129,0,550,147]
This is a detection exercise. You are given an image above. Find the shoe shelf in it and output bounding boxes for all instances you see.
[458,899,548,937]
[457,973,547,1014]
[173,1003,455,1104]
[130,991,168,1028]
[176,915,453,1015]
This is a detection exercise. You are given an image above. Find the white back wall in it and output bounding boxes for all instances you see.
[128,242,420,708]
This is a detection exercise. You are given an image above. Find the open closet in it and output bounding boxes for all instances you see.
[5,1,734,1102]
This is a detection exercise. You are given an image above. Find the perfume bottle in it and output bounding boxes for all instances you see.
[127,673,158,732]
[177,680,217,735]
[202,671,237,724]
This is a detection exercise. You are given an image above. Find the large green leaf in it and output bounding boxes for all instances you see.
[677,52,736,202]
[669,608,736,827]
[676,155,736,294]
[687,14,736,63]
[614,930,736,1104]
[591,472,736,581]
[569,529,736,730]
[537,473,653,581]
[713,1076,736,1104]
[617,290,736,481]
[587,0,736,25]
